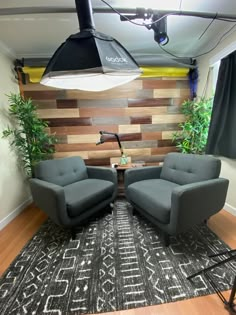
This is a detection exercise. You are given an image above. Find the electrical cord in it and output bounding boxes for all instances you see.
[198,14,217,40]
[217,18,236,22]
[158,22,236,58]
[192,23,236,58]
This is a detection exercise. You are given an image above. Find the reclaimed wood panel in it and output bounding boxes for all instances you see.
[22,83,59,91]
[102,133,142,142]
[152,114,185,124]
[37,108,80,119]
[180,88,191,97]
[80,107,125,117]
[130,116,152,124]
[162,130,179,139]
[122,140,158,149]
[56,99,78,108]
[142,132,162,140]
[141,123,180,132]
[157,139,175,147]
[92,116,130,125]
[167,105,182,113]
[24,90,65,99]
[176,80,189,88]
[35,100,57,109]
[125,107,167,115]
[162,76,187,80]
[66,90,137,100]
[85,158,110,166]
[55,135,68,144]
[46,117,92,127]
[124,148,151,156]
[88,150,122,159]
[22,75,189,166]
[50,125,118,135]
[135,89,153,98]
[78,99,128,108]
[119,133,142,141]
[55,142,114,152]
[66,81,142,100]
[153,89,180,98]
[67,134,100,144]
[173,97,188,106]
[143,80,176,89]
[53,151,89,159]
[128,98,172,107]
[151,146,177,154]
[119,125,141,133]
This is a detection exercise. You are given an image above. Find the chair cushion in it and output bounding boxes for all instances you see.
[64,179,115,217]
[127,179,179,224]
[34,156,88,186]
[160,152,221,185]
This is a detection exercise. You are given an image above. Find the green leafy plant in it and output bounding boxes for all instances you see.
[2,93,57,176]
[172,97,213,154]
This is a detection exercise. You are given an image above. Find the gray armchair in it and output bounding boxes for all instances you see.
[29,156,117,234]
[124,152,229,246]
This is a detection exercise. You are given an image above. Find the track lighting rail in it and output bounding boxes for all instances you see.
[0,7,236,21]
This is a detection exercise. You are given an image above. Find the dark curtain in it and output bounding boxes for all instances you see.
[188,60,198,100]
[206,50,236,158]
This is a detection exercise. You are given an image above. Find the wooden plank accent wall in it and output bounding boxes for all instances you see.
[22,77,190,166]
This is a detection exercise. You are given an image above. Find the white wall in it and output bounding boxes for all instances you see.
[197,31,236,215]
[0,45,31,229]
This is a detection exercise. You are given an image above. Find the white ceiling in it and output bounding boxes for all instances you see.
[0,0,236,66]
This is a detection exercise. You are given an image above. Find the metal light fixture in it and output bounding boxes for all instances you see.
[120,9,169,46]
[40,0,142,92]
[146,15,169,46]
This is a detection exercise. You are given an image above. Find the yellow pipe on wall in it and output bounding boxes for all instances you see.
[140,66,189,78]
[23,66,189,83]
[23,67,45,83]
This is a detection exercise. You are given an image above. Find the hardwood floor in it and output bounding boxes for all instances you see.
[0,204,235,315]
[0,204,47,276]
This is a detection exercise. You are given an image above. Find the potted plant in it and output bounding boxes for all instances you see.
[172,97,213,154]
[2,93,57,177]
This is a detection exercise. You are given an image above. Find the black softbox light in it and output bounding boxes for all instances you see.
[41,0,142,91]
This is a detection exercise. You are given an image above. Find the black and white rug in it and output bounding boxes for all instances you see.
[0,199,235,315]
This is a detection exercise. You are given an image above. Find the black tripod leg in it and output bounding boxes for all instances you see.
[209,249,236,258]
[228,275,236,312]
[187,254,236,280]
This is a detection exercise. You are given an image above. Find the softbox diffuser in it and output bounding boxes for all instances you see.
[40,29,142,91]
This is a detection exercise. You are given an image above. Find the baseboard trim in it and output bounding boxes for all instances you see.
[224,203,236,216]
[0,197,33,230]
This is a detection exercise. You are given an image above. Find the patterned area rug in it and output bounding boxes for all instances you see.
[0,199,235,315]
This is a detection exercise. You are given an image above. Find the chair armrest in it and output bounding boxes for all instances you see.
[124,166,162,189]
[29,178,68,226]
[87,166,117,184]
[170,178,229,234]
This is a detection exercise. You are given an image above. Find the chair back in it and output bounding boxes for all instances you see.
[34,156,88,186]
[160,153,221,185]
